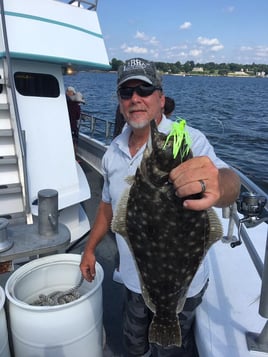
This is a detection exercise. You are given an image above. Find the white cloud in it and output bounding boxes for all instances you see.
[239,45,268,59]
[197,36,221,46]
[134,31,159,46]
[149,49,160,59]
[189,49,202,57]
[255,46,268,58]
[135,31,146,40]
[165,45,188,52]
[240,46,253,51]
[180,52,187,57]
[116,26,268,64]
[195,37,224,53]
[211,44,224,52]
[149,36,159,46]
[121,43,148,54]
[180,21,192,30]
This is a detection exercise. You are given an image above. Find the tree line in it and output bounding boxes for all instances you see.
[110,58,268,76]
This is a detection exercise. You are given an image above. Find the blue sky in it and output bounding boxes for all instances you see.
[94,0,268,64]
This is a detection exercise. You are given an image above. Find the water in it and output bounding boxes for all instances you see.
[64,72,268,192]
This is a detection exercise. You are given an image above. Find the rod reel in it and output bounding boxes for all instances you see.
[232,192,268,248]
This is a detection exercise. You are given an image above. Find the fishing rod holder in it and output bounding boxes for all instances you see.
[38,189,59,236]
[0,218,13,253]
[0,189,70,272]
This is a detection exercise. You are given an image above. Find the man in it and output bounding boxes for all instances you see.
[164,96,175,118]
[66,88,85,154]
[80,58,240,356]
[66,86,76,99]
[113,104,126,138]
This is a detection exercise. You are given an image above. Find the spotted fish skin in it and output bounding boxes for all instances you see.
[112,119,222,347]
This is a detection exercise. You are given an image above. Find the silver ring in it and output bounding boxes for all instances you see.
[199,179,206,193]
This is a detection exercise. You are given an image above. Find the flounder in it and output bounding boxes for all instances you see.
[112,119,223,347]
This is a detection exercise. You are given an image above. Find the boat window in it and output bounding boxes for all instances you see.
[14,72,60,97]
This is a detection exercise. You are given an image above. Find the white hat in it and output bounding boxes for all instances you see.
[67,86,76,94]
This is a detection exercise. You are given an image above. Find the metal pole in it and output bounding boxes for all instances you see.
[0,0,32,223]
[247,321,268,353]
[246,228,268,353]
[0,218,13,252]
[259,228,268,317]
[38,189,59,236]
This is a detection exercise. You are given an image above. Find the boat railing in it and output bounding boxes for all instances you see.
[223,168,268,275]
[67,0,98,11]
[0,0,32,223]
[79,111,115,144]
[78,112,268,352]
[222,171,268,352]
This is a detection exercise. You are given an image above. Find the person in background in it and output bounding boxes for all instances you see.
[66,88,85,153]
[66,86,76,100]
[164,96,175,118]
[80,58,240,356]
[113,104,126,138]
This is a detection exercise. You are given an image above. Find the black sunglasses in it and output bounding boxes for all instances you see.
[117,84,162,100]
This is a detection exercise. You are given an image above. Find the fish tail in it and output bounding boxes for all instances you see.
[148,315,182,347]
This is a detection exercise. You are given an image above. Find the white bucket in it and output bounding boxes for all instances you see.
[0,286,11,357]
[5,254,104,357]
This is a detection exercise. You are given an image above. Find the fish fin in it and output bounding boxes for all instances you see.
[141,284,156,313]
[111,186,130,237]
[125,175,135,185]
[112,175,135,235]
[176,295,187,315]
[207,208,223,248]
[149,315,182,347]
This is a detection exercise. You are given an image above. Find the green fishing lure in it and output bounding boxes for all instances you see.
[163,117,192,159]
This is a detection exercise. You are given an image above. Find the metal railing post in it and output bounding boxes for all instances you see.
[259,229,268,318]
[245,207,268,352]
[0,0,32,223]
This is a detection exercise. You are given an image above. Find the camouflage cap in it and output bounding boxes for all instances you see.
[117,58,162,88]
